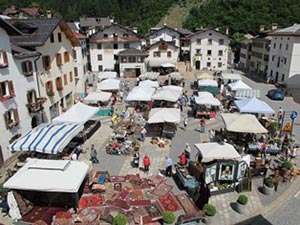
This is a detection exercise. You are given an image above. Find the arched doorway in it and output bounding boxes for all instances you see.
[195,60,201,70]
[31,116,38,128]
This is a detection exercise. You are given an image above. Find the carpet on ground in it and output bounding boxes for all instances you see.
[151,181,173,198]
[78,194,105,208]
[176,193,199,215]
[157,192,182,212]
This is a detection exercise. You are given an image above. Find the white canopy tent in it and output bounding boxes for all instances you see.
[161,63,176,68]
[234,97,275,114]
[4,159,89,193]
[126,86,156,101]
[53,102,99,124]
[195,142,241,163]
[195,96,221,106]
[221,113,268,133]
[84,91,112,104]
[222,73,242,81]
[235,89,260,99]
[198,79,218,87]
[9,122,84,154]
[97,78,120,91]
[228,80,252,91]
[148,108,181,124]
[162,85,183,93]
[168,72,183,80]
[198,91,214,99]
[98,71,117,80]
[139,72,160,81]
[139,80,159,88]
[152,88,181,102]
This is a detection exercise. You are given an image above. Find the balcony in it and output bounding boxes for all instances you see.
[26,98,47,114]
[7,120,19,129]
[47,90,55,97]
[0,63,8,69]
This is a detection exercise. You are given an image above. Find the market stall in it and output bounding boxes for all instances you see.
[4,159,89,209]
[139,80,159,88]
[193,92,220,118]
[194,142,249,194]
[234,97,275,114]
[165,72,184,86]
[228,80,252,91]
[148,108,180,138]
[152,88,182,107]
[221,73,242,81]
[97,71,117,81]
[235,89,261,99]
[139,72,160,81]
[96,78,120,92]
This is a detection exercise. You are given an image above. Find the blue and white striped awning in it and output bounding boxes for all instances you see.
[10,122,84,154]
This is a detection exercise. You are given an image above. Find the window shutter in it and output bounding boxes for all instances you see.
[0,83,3,99]
[3,112,9,129]
[13,109,20,124]
[21,61,26,73]
[3,51,8,65]
[29,61,33,72]
[8,81,15,96]
[158,52,161,57]
[56,54,62,66]
[33,90,37,102]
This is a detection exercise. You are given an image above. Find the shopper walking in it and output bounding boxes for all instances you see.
[200,117,206,133]
[165,156,173,177]
[90,144,99,164]
[143,155,150,173]
[184,143,191,160]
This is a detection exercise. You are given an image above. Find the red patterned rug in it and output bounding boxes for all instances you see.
[158,193,182,212]
[151,181,173,198]
[118,186,132,200]
[176,193,199,215]
[148,175,165,187]
[110,176,126,182]
[78,194,105,208]
[126,174,140,181]
[129,199,151,207]
[106,199,130,210]
[128,189,144,200]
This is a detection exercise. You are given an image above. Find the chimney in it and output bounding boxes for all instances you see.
[259,25,265,32]
[132,27,138,33]
[271,23,278,30]
[226,27,229,35]
[47,10,52,18]
[109,17,114,23]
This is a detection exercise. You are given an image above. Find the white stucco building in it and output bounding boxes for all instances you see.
[190,29,230,71]
[146,41,179,69]
[143,25,181,48]
[117,48,148,77]
[239,39,252,70]
[0,19,42,163]
[89,24,141,75]
[9,18,80,122]
[267,24,300,84]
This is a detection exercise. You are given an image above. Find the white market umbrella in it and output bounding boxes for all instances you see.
[198,91,214,99]
[195,96,221,106]
[234,97,275,114]
[139,80,159,88]
[148,108,181,124]
[228,80,251,91]
[161,63,176,68]
[198,79,218,87]
[126,86,156,101]
[152,88,181,102]
[84,91,112,104]
[97,78,120,91]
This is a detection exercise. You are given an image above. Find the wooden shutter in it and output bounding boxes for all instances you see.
[56,53,62,66]
[13,109,20,124]
[3,112,9,129]
[29,61,33,72]
[21,61,26,73]
[3,51,8,65]
[0,82,3,99]
[8,81,15,96]
[43,56,51,70]
[69,72,73,82]
[64,51,69,62]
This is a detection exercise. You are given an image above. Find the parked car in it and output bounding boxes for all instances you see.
[267,89,284,100]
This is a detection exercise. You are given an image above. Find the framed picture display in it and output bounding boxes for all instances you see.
[237,161,247,180]
[219,163,235,181]
[205,164,217,184]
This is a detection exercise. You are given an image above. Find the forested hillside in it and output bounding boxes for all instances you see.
[183,0,300,35]
[0,0,178,34]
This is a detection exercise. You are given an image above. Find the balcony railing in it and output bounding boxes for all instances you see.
[26,98,47,113]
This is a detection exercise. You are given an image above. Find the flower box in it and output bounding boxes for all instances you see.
[0,63,8,68]
[0,94,14,102]
[23,71,33,77]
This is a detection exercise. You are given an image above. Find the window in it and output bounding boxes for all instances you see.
[97,54,102,61]
[64,51,70,63]
[0,50,8,68]
[138,57,143,63]
[97,43,102,49]
[27,90,37,104]
[56,77,63,91]
[4,108,19,129]
[123,34,128,38]
[21,61,33,76]
[153,51,161,57]
[207,50,212,56]
[282,74,285,82]
[50,33,54,43]
[272,55,275,61]
[219,39,224,45]
[218,62,222,68]
[196,39,201,44]
[46,81,54,96]
[103,34,108,38]
[0,80,15,102]
[279,43,282,49]
[58,33,62,42]
[98,65,103,71]
[114,55,118,60]
[208,39,212,45]
[167,51,172,58]
[63,74,68,85]
[273,43,276,49]
[74,67,78,77]
[286,44,289,51]
[128,57,136,63]
[56,53,63,66]
[270,70,273,77]
[121,57,127,63]
[284,58,287,64]
[113,43,118,49]
[73,49,77,60]
[196,49,201,55]
[218,50,223,56]
[124,43,130,49]
[207,62,211,67]
[69,72,73,82]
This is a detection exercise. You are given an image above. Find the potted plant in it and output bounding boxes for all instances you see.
[203,204,217,225]
[162,211,176,224]
[236,194,248,214]
[282,160,292,170]
[263,177,274,195]
[112,214,127,225]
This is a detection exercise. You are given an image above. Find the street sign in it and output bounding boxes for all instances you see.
[291,111,298,120]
